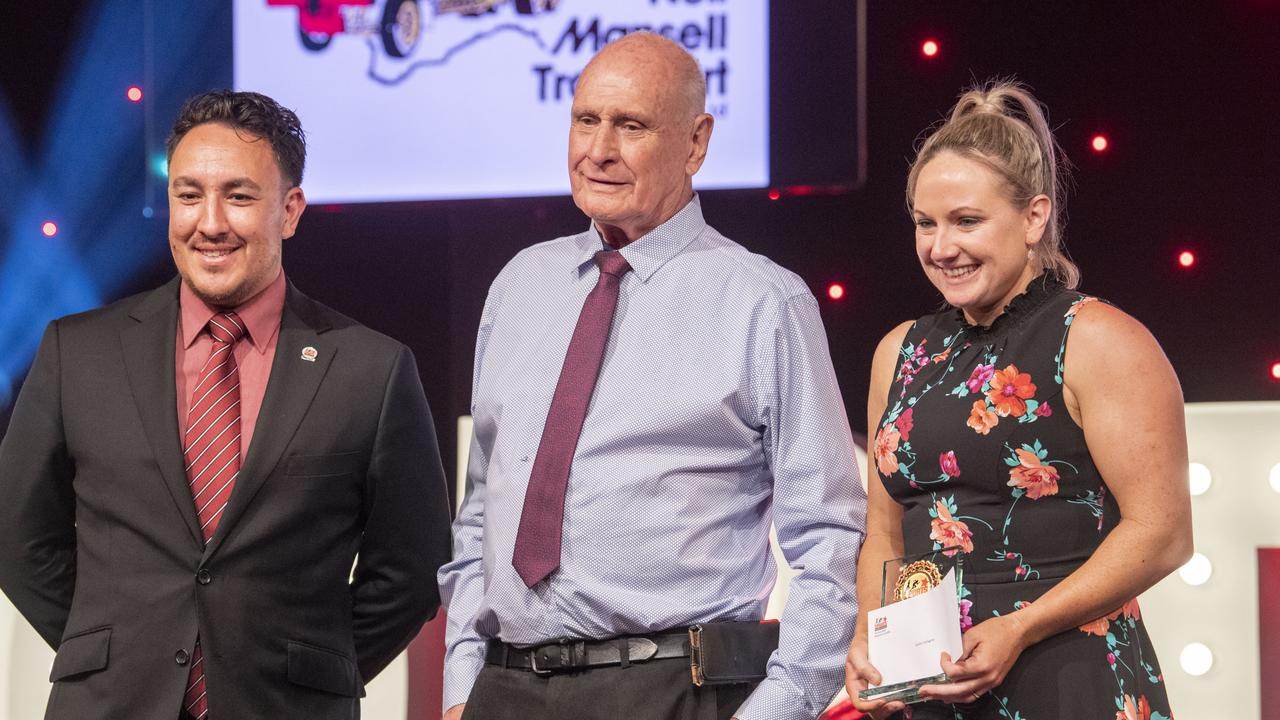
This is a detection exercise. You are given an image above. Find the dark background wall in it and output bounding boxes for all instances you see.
[2,4,1278,717]
[3,2,1279,492]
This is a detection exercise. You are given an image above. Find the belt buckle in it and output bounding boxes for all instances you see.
[529,639,585,676]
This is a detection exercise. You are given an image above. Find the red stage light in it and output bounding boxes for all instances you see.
[922,39,939,58]
[126,86,143,102]
[1091,134,1109,152]
[1272,362,1280,381]
[41,221,58,237]
[1178,250,1195,268]
[827,283,845,301]
[767,189,781,201]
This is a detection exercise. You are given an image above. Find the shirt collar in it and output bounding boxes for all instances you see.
[572,194,707,282]
[179,269,287,354]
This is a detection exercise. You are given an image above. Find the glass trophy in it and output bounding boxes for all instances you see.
[856,545,966,705]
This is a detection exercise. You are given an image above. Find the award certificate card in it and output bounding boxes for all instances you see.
[866,567,963,687]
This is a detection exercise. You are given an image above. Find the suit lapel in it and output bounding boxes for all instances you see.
[203,282,335,559]
[120,278,204,548]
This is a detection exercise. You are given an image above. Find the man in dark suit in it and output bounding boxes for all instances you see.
[0,90,451,720]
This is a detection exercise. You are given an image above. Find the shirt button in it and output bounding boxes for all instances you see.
[175,649,190,666]
[197,569,212,585]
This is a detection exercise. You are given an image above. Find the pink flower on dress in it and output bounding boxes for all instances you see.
[894,408,915,442]
[929,501,974,555]
[965,363,995,393]
[1007,448,1060,499]
[959,598,974,633]
[939,450,961,477]
[874,425,901,476]
[1034,401,1052,417]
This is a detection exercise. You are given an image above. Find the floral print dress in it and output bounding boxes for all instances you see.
[874,276,1173,720]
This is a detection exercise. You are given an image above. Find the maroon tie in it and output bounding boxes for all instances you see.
[512,250,631,587]
[182,311,246,719]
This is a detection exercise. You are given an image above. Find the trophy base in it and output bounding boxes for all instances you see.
[856,673,949,705]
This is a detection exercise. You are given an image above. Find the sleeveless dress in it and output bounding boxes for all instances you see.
[873,276,1173,719]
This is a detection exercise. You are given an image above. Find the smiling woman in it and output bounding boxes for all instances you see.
[846,80,1191,720]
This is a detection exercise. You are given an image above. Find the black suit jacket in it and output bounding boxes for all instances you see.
[0,278,452,719]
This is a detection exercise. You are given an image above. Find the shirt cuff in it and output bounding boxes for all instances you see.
[442,651,486,711]
[733,676,825,720]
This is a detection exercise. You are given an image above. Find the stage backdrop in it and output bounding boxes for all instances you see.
[234,0,769,203]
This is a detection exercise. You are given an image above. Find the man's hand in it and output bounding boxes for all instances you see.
[443,703,465,720]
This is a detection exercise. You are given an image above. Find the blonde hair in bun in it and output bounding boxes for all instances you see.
[907,79,1079,288]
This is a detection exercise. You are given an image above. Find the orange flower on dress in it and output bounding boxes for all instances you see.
[1065,296,1099,318]
[874,425,901,476]
[966,399,998,435]
[929,501,974,554]
[1120,597,1142,620]
[1007,448,1060,499]
[1115,694,1152,720]
[1082,597,1142,636]
[1116,694,1137,720]
[986,364,1037,417]
[1079,616,1110,636]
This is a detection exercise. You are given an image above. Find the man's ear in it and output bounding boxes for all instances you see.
[685,113,715,176]
[281,187,307,240]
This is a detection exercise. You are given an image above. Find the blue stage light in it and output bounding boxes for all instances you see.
[1,0,231,410]
[150,153,169,180]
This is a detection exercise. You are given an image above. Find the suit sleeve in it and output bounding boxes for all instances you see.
[0,321,77,649]
[349,344,452,682]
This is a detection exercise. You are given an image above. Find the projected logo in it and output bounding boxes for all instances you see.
[266,0,559,60]
[236,0,767,203]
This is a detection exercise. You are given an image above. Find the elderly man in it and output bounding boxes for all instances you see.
[439,33,865,720]
[0,91,451,720]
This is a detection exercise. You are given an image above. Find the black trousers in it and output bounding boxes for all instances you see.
[461,657,757,720]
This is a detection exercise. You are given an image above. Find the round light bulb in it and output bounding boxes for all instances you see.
[1178,553,1212,586]
[1188,462,1212,496]
[1179,643,1213,676]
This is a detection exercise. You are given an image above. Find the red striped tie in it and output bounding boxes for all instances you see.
[182,311,246,719]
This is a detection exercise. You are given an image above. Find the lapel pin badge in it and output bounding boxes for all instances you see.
[300,346,318,362]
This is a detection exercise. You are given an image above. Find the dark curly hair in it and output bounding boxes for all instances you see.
[166,90,307,188]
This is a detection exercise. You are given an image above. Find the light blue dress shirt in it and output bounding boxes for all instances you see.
[438,197,866,720]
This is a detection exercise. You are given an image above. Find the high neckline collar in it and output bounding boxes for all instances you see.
[952,273,1063,338]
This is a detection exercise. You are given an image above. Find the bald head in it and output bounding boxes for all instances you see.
[567,32,715,247]
[580,32,706,123]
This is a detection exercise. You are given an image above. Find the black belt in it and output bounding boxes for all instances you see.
[486,630,691,675]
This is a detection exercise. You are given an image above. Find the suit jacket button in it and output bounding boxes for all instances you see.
[175,649,190,666]
[197,569,212,585]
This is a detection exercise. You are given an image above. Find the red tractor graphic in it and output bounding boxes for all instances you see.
[267,0,559,58]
